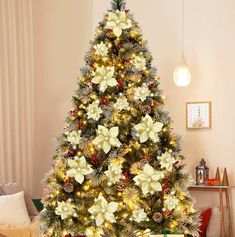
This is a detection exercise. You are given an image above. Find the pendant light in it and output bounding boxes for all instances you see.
[173,0,191,87]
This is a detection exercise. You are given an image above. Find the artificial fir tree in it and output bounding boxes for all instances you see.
[38,0,200,236]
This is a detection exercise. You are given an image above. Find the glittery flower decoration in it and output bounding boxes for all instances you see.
[133,164,164,195]
[87,101,103,120]
[66,156,94,184]
[88,195,118,226]
[134,84,151,102]
[94,42,108,56]
[105,10,132,37]
[55,201,75,220]
[134,115,163,143]
[158,152,176,171]
[134,55,146,71]
[92,66,117,92]
[93,125,121,154]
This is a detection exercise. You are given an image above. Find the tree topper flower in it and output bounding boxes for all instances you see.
[66,156,94,184]
[93,126,121,154]
[134,115,163,143]
[105,10,132,37]
[88,195,118,226]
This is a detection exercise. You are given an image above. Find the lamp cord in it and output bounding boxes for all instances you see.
[181,0,185,56]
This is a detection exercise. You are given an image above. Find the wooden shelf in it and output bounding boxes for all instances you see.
[189,185,229,191]
[189,185,233,237]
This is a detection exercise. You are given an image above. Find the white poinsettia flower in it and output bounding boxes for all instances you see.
[55,201,75,220]
[67,130,82,148]
[158,152,176,171]
[133,164,164,195]
[105,10,132,37]
[105,163,123,185]
[131,207,149,223]
[164,195,179,211]
[66,156,94,184]
[114,96,129,111]
[88,195,118,226]
[134,84,151,102]
[134,55,146,71]
[134,115,163,143]
[93,125,121,154]
[94,42,108,56]
[87,101,102,120]
[86,227,104,237]
[92,66,117,92]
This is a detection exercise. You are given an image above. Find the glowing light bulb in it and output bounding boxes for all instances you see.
[174,55,191,87]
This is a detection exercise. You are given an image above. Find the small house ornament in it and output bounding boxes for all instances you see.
[196,158,209,185]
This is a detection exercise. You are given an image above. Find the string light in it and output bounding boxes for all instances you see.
[83,185,90,191]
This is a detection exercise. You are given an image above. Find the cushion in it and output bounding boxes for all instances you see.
[0,183,38,217]
[199,208,212,237]
[0,191,31,225]
[0,187,5,196]
[0,224,38,237]
[207,206,221,237]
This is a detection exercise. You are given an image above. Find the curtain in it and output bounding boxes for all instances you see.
[0,0,34,194]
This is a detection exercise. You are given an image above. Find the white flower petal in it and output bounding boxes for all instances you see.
[104,212,116,223]
[107,202,118,213]
[66,169,77,177]
[151,182,162,192]
[68,159,78,168]
[75,173,85,184]
[139,131,149,143]
[102,141,112,154]
[108,77,118,87]
[89,195,118,227]
[96,213,105,226]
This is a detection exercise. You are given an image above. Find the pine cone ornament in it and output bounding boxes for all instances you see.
[164,188,171,195]
[142,105,152,114]
[116,181,126,191]
[152,212,163,223]
[64,183,74,193]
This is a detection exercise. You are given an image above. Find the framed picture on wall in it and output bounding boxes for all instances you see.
[186,101,212,129]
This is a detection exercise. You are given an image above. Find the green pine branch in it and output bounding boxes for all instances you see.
[111,0,126,11]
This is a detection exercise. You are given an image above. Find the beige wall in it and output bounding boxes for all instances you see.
[33,0,93,197]
[32,0,235,226]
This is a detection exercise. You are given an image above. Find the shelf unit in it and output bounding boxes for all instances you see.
[189,185,233,237]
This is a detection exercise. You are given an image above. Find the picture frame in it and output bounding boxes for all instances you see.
[186,101,211,129]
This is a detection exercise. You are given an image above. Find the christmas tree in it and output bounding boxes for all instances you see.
[38,0,200,236]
